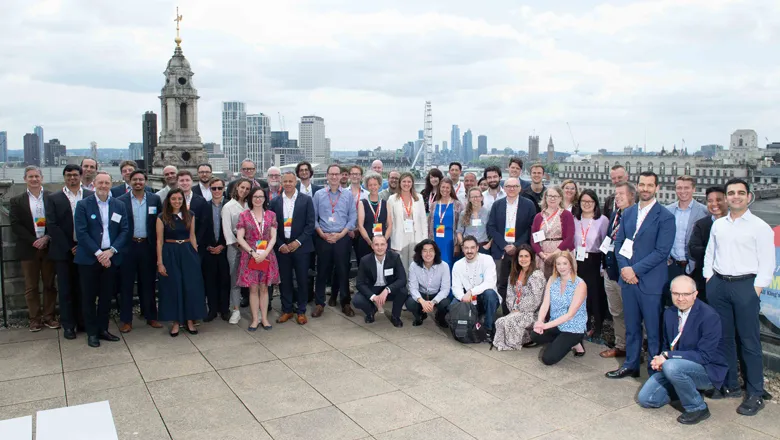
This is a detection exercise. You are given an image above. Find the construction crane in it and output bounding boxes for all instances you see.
[566,122,579,155]
[277,112,286,131]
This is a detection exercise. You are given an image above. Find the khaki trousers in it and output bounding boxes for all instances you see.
[20,248,57,323]
[604,272,626,351]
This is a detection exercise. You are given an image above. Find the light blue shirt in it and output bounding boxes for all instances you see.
[670,204,691,261]
[97,195,111,250]
[312,187,357,233]
[131,193,147,238]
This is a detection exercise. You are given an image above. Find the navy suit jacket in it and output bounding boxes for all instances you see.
[74,194,130,266]
[615,201,675,295]
[269,192,316,254]
[663,300,728,389]
[116,192,162,254]
[356,250,407,299]
[295,181,322,197]
[45,189,94,261]
[110,184,153,198]
[486,196,536,260]
[603,210,621,282]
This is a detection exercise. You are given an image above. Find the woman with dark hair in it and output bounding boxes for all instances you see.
[456,187,491,255]
[405,239,452,327]
[420,168,444,214]
[478,177,489,193]
[493,244,546,351]
[573,189,609,343]
[357,173,392,261]
[221,178,251,324]
[156,188,206,336]
[235,187,280,331]
[387,172,428,269]
[428,177,462,267]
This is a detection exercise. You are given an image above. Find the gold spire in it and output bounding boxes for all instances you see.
[174,7,183,47]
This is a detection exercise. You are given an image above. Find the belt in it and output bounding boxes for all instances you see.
[672,259,687,268]
[132,237,147,243]
[165,239,190,244]
[544,237,563,241]
[715,272,755,282]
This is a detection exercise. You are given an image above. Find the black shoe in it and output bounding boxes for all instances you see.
[364,313,375,324]
[390,317,403,328]
[87,335,100,348]
[98,331,120,342]
[240,297,250,308]
[221,312,230,322]
[204,311,218,323]
[763,391,773,401]
[522,341,539,348]
[328,296,338,307]
[186,325,198,335]
[413,313,428,326]
[737,395,765,416]
[63,328,77,340]
[709,386,743,400]
[572,345,586,357]
[677,407,710,425]
[435,316,449,329]
[605,367,640,379]
[485,327,495,343]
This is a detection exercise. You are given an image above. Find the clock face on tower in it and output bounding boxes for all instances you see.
[178,77,187,85]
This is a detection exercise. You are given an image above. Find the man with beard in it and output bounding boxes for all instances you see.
[192,163,213,202]
[379,170,400,201]
[295,161,321,197]
[112,160,152,197]
[482,165,505,211]
[266,166,283,202]
[156,165,178,200]
[80,158,98,191]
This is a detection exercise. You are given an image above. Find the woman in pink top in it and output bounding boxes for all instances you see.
[573,189,609,343]
[530,186,575,278]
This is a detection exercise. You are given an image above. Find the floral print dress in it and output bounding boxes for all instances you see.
[236,209,280,287]
[493,269,547,351]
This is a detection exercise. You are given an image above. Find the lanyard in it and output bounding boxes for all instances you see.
[367,199,381,222]
[454,182,462,196]
[251,210,265,238]
[284,194,296,219]
[579,219,592,247]
[402,195,413,218]
[542,209,559,233]
[611,211,621,240]
[327,191,341,214]
[352,189,361,210]
[29,191,44,217]
[670,313,686,350]
[436,201,451,227]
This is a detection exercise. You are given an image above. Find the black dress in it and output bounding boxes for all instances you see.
[157,213,206,323]
[356,198,389,262]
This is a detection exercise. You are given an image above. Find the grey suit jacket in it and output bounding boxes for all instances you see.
[665,199,708,272]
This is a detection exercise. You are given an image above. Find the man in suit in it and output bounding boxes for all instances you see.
[46,164,93,339]
[506,157,531,191]
[116,170,163,333]
[156,165,178,200]
[603,164,629,220]
[177,170,209,250]
[80,158,98,192]
[111,160,152,197]
[664,175,708,306]
[10,166,59,332]
[201,176,231,322]
[295,161,321,197]
[486,177,536,314]
[637,275,727,425]
[271,170,315,324]
[226,159,268,197]
[74,171,130,347]
[192,163,213,202]
[687,186,727,303]
[352,235,407,327]
[607,171,675,379]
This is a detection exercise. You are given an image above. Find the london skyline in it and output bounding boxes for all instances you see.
[1,1,778,153]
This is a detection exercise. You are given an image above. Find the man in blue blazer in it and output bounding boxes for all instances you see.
[110,160,153,197]
[607,171,675,379]
[486,177,536,314]
[271,171,316,324]
[638,275,727,425]
[116,170,163,332]
[74,171,130,347]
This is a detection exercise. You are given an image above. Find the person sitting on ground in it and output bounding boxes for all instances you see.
[405,239,451,327]
[530,250,587,365]
[352,235,408,327]
[637,275,728,425]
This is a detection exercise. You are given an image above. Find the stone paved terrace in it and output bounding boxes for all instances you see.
[1,303,779,440]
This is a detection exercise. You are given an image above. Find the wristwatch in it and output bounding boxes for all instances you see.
[662,351,669,359]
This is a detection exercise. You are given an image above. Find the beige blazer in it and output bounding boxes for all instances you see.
[387,193,428,250]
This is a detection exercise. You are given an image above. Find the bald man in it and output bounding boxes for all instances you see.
[371,160,388,190]
[156,165,178,200]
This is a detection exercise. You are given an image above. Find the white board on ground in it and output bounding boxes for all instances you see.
[0,415,32,440]
[36,401,118,440]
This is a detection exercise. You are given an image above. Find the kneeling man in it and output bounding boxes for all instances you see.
[353,235,407,327]
[637,275,727,425]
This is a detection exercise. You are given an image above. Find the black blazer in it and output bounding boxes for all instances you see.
[227,178,268,199]
[688,215,714,284]
[191,183,213,199]
[187,193,210,254]
[45,189,94,261]
[486,196,536,260]
[295,181,322,197]
[200,198,228,249]
[603,194,617,221]
[269,192,316,253]
[116,192,163,254]
[603,210,621,281]
[356,250,407,299]
[9,190,53,261]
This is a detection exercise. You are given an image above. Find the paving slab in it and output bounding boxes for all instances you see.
[136,352,214,382]
[0,374,64,408]
[337,391,438,435]
[261,406,368,440]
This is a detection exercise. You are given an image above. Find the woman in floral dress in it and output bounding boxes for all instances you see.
[530,186,575,278]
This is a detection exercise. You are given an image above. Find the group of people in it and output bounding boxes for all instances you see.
[10,156,775,425]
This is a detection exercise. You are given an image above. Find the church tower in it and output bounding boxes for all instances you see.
[152,8,207,173]
[546,136,554,163]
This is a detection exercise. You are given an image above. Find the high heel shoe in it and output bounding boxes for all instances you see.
[186,326,198,335]
[572,343,586,357]
[170,327,180,337]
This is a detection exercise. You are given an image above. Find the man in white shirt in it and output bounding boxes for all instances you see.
[482,165,506,211]
[353,235,407,327]
[451,235,500,340]
[156,165,178,200]
[703,178,775,416]
[448,162,466,201]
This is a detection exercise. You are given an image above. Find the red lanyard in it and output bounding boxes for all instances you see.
[352,189,361,210]
[541,209,559,232]
[367,199,382,222]
[579,219,592,247]
[327,191,341,214]
[402,195,413,218]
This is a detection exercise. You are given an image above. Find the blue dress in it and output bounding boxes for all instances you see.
[433,203,455,268]
[157,213,206,323]
[549,276,587,334]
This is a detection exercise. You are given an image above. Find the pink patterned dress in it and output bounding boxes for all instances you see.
[236,209,280,287]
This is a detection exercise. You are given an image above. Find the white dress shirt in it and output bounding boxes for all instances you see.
[199,182,212,202]
[27,189,46,238]
[63,186,84,239]
[634,198,657,238]
[299,182,314,197]
[374,255,387,287]
[482,188,506,211]
[703,209,776,288]
[451,253,500,303]
[96,195,111,250]
[282,190,298,240]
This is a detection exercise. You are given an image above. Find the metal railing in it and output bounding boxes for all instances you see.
[0,223,15,328]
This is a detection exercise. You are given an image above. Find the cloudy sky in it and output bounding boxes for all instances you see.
[1,0,779,154]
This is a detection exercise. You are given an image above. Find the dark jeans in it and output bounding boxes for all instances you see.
[707,274,764,396]
[405,293,452,322]
[529,326,584,366]
[79,263,117,337]
[315,235,351,306]
[55,258,83,331]
[352,286,407,319]
[278,249,311,314]
[449,289,500,330]
[203,249,231,316]
[638,359,713,412]
[494,257,512,315]
[119,240,158,323]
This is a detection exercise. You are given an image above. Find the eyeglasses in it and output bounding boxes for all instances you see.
[671,291,696,298]
[242,167,256,171]
[327,172,341,176]
[268,174,281,178]
[252,195,264,200]
[350,173,362,177]
[504,185,519,189]
[546,195,561,200]
[210,186,224,191]
[580,200,595,205]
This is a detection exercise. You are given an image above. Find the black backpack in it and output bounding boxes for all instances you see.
[447,301,487,344]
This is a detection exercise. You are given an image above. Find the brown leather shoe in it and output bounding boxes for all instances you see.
[342,304,356,317]
[43,319,61,329]
[276,313,294,323]
[296,314,308,325]
[312,305,324,318]
[147,320,163,328]
[119,322,132,333]
[29,320,43,332]
[599,348,627,358]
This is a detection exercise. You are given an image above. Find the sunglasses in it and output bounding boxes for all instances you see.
[210,186,224,191]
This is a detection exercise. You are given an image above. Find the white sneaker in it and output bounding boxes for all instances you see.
[229,310,241,324]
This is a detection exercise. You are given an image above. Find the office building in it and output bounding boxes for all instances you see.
[528,135,540,162]
[142,111,158,173]
[203,142,220,154]
[247,113,272,175]
[450,125,461,159]
[477,135,487,157]
[300,116,327,164]
[24,133,40,166]
[44,138,66,166]
[442,140,448,153]
[418,129,424,140]
[207,153,229,174]
[34,126,44,162]
[129,142,143,161]
[222,101,247,173]
[271,131,289,149]
[462,129,473,163]
[0,131,7,162]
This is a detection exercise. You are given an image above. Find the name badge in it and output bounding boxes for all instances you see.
[328,216,335,223]
[599,236,614,254]
[34,217,46,229]
[148,207,157,215]
[256,240,268,251]
[532,229,546,243]
[284,217,292,235]
[384,268,394,276]
[372,223,383,236]
[111,213,122,223]
[619,238,634,259]
[435,225,445,238]
[576,246,587,261]
[471,218,482,227]
[504,227,516,243]
[403,219,414,233]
